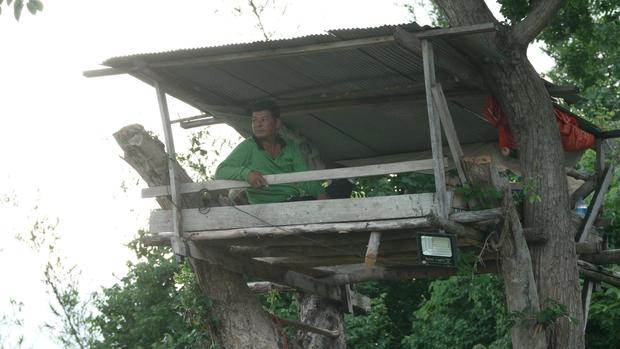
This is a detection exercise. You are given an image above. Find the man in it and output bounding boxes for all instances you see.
[215,100,346,204]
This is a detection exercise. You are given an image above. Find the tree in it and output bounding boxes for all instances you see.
[0,0,43,20]
[434,1,583,347]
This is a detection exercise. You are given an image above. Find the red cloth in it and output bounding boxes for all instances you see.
[483,96,595,151]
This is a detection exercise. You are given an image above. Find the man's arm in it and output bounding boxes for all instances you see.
[214,140,253,181]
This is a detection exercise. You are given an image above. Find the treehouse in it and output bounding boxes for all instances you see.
[86,22,619,332]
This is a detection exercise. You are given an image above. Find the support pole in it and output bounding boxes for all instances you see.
[364,232,382,267]
[155,82,186,258]
[431,83,467,184]
[421,39,449,218]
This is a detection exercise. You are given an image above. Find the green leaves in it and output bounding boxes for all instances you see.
[1,0,42,20]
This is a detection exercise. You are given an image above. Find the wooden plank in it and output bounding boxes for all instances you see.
[415,23,497,39]
[154,82,186,257]
[142,158,441,198]
[421,39,449,218]
[318,264,457,285]
[577,166,614,243]
[394,28,481,86]
[272,315,340,338]
[186,242,348,302]
[150,193,440,233]
[578,260,620,288]
[581,279,594,331]
[431,83,467,184]
[364,232,382,267]
[179,117,224,129]
[580,249,620,265]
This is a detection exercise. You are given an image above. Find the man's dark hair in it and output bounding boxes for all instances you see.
[251,100,280,119]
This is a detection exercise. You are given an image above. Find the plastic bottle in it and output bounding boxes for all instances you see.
[575,197,587,218]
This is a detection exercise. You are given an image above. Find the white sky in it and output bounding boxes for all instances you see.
[0,1,554,347]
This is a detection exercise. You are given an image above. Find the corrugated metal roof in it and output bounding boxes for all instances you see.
[104,23,424,67]
[100,22,594,164]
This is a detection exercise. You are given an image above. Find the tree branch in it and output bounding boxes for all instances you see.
[511,0,565,46]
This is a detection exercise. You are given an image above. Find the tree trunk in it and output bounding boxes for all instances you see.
[435,1,584,348]
[114,124,286,349]
[297,294,347,349]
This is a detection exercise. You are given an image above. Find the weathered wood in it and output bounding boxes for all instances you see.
[318,264,457,285]
[578,260,620,288]
[499,189,546,349]
[364,232,382,267]
[580,249,620,265]
[179,117,224,129]
[581,279,594,331]
[150,193,441,233]
[427,214,485,241]
[415,22,497,38]
[575,241,603,255]
[570,178,597,208]
[155,82,185,257]
[142,158,441,198]
[272,314,339,338]
[565,167,593,181]
[577,166,614,243]
[394,28,480,85]
[247,282,295,294]
[422,39,449,218]
[431,83,467,184]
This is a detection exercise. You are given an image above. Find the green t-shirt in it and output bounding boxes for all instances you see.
[214,136,326,204]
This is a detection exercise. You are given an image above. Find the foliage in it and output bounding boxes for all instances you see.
[16,215,96,348]
[345,280,431,349]
[89,232,215,349]
[0,0,43,20]
[177,128,241,181]
[0,299,25,349]
[585,284,620,349]
[402,273,511,349]
[354,172,435,197]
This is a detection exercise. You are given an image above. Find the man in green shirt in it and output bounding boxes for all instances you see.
[215,100,333,204]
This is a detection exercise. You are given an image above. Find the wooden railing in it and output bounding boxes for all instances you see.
[142,158,446,198]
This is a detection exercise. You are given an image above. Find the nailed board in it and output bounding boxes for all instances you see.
[150,192,443,233]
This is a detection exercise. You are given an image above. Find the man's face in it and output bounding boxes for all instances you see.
[251,109,278,140]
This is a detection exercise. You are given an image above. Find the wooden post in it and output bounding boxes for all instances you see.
[577,166,613,243]
[421,39,449,218]
[364,232,382,267]
[581,279,594,331]
[155,82,186,257]
[431,83,467,184]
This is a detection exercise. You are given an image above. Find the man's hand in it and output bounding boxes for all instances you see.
[246,170,268,188]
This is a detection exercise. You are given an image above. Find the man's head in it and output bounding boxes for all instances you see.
[251,100,281,140]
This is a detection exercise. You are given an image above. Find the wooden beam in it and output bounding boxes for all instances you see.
[150,192,442,233]
[415,23,497,39]
[431,83,467,184]
[364,232,382,267]
[570,178,597,209]
[185,242,348,302]
[580,249,620,265]
[578,260,620,288]
[422,39,449,219]
[143,208,501,244]
[318,264,458,285]
[395,28,481,86]
[581,279,595,331]
[142,158,441,198]
[272,314,340,338]
[565,167,593,181]
[576,241,604,255]
[577,166,614,243]
[247,282,295,294]
[179,117,224,129]
[427,215,486,241]
[154,82,186,257]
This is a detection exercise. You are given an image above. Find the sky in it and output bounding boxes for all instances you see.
[0,1,554,347]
